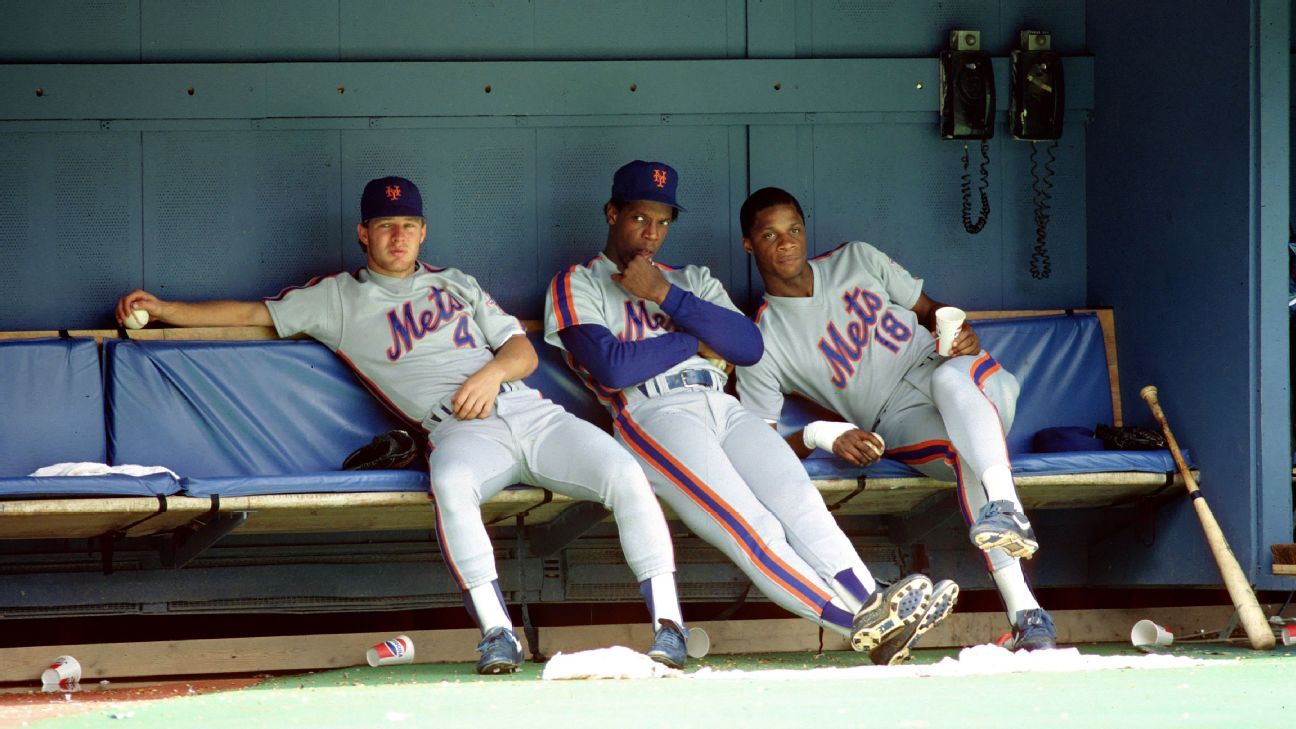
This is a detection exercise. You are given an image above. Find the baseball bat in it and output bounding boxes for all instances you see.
[1139,385,1275,650]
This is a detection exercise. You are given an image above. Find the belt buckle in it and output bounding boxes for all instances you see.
[681,370,710,390]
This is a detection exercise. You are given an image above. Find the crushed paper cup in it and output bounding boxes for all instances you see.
[1282,624,1296,647]
[41,656,80,686]
[367,635,415,667]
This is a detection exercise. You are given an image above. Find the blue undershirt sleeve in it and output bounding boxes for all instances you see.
[658,285,764,366]
[559,324,700,390]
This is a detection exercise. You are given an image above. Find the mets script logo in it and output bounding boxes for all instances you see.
[620,300,670,341]
[652,169,668,188]
[818,287,913,389]
[385,185,402,201]
[385,288,476,361]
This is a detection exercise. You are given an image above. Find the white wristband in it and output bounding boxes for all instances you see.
[802,421,859,453]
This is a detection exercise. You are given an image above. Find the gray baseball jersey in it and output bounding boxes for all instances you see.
[543,253,731,403]
[265,262,675,592]
[545,252,878,637]
[265,263,526,426]
[737,241,936,429]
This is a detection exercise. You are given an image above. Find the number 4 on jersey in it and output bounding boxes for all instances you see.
[452,316,477,348]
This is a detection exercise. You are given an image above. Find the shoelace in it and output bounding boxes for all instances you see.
[477,628,514,653]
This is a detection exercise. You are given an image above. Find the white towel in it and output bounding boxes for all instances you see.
[541,646,680,680]
[30,462,180,479]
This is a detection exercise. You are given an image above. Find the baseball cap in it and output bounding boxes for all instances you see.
[611,160,686,211]
[361,176,423,221]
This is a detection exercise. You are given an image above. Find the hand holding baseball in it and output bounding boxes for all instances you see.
[803,421,885,465]
[115,290,160,329]
[831,428,886,465]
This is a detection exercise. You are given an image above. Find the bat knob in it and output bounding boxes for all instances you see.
[1139,385,1158,402]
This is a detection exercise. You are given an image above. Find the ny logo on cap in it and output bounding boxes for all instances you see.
[652,169,668,189]
[386,185,402,201]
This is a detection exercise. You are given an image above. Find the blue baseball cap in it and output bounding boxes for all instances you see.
[611,160,686,211]
[361,176,423,221]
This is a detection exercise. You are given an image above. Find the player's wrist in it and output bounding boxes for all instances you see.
[802,421,857,452]
[650,281,673,306]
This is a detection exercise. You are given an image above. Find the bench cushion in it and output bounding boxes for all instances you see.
[976,313,1113,455]
[0,338,107,477]
[106,339,414,480]
[0,473,180,498]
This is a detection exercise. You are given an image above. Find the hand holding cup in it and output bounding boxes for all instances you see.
[935,306,966,356]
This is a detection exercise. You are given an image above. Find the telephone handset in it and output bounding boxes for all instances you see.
[1010,31,1064,141]
[1009,30,1065,279]
[939,30,994,235]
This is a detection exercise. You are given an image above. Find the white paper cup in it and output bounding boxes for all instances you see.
[41,656,81,685]
[686,626,711,659]
[935,307,966,356]
[1130,619,1173,648]
[366,635,415,667]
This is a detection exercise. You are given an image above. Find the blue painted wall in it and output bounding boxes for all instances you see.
[1087,0,1291,588]
[0,0,1089,328]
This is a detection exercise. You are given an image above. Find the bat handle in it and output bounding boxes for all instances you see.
[1140,385,1198,494]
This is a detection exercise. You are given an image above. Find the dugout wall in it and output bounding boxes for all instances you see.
[0,1,1290,606]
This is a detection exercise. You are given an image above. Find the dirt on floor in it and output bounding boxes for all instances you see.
[0,677,263,728]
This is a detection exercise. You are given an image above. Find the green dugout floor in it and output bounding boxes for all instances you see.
[11,644,1296,729]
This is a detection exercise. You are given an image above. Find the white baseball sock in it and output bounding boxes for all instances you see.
[991,560,1041,623]
[642,573,685,629]
[468,581,512,633]
[979,463,1021,507]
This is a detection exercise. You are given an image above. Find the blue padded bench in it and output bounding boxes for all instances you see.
[0,337,188,540]
[779,312,1189,516]
[103,337,566,535]
[0,310,1189,545]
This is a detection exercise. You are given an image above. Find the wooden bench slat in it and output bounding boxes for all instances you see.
[0,468,1193,540]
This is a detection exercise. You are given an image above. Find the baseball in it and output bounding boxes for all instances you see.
[124,308,149,330]
[865,433,886,458]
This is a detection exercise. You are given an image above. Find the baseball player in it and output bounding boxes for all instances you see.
[543,160,957,665]
[734,186,1057,651]
[113,176,693,674]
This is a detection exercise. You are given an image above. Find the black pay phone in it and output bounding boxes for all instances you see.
[940,30,994,140]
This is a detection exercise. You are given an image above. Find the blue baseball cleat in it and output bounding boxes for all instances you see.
[850,573,932,653]
[870,579,960,665]
[647,619,689,669]
[475,626,523,675]
[970,500,1039,559]
[1012,608,1057,651]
